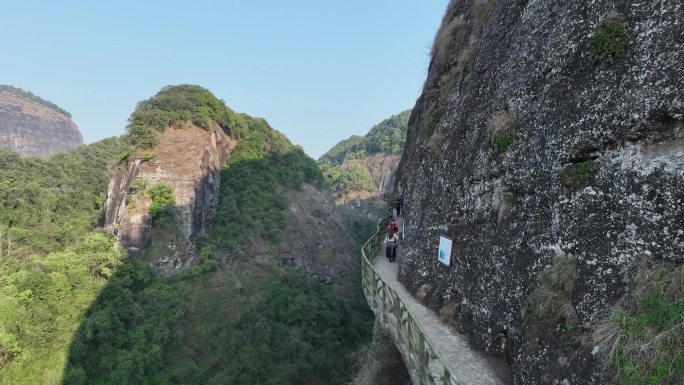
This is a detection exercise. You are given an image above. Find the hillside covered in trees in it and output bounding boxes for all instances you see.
[0,85,373,385]
[319,109,410,167]
[318,110,411,201]
[318,110,409,212]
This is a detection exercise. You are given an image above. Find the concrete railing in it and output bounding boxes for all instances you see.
[361,215,464,385]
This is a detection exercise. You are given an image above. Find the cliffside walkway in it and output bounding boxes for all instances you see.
[362,213,509,385]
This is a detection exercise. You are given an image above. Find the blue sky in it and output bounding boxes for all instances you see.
[1,1,448,159]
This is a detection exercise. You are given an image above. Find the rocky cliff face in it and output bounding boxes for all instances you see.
[104,122,234,269]
[396,0,683,383]
[0,91,83,157]
[339,152,400,217]
[278,183,361,288]
[359,152,400,193]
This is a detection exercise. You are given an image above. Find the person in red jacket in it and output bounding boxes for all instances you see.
[387,219,399,234]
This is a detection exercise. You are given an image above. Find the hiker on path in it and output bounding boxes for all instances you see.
[384,228,399,262]
[388,218,399,234]
[396,197,403,217]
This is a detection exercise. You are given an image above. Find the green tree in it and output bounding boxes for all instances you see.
[147,182,176,222]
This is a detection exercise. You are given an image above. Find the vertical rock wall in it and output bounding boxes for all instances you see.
[104,123,233,269]
[396,0,683,383]
[0,92,83,157]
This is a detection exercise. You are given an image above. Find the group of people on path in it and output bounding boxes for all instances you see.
[384,197,403,263]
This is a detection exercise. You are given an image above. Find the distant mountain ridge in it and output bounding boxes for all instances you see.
[0,85,72,117]
[0,86,82,157]
[319,110,410,206]
[319,109,410,167]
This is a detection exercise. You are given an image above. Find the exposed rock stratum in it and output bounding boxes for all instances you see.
[104,122,233,269]
[0,91,83,157]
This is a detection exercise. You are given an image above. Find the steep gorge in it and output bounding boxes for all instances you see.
[56,86,374,384]
[394,0,683,383]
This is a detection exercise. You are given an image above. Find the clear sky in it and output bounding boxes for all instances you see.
[1,1,448,159]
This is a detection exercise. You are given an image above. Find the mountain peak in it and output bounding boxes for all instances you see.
[0,88,82,157]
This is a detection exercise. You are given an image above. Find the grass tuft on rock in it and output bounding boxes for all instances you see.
[593,15,629,62]
[491,127,515,156]
[593,260,684,384]
[558,160,598,189]
[421,109,444,137]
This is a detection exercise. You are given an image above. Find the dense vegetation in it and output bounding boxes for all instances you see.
[0,139,130,382]
[325,162,376,198]
[318,110,410,200]
[127,84,244,149]
[201,116,324,251]
[0,86,373,384]
[0,85,72,118]
[0,138,129,256]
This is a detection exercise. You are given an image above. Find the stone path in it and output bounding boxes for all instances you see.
[374,213,510,385]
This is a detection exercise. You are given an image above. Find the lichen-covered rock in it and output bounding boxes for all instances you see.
[0,92,83,157]
[395,0,683,383]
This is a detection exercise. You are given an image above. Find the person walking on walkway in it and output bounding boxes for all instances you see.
[396,197,403,217]
[384,228,399,262]
[388,218,399,234]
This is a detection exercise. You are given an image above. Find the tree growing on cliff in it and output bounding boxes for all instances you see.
[147,182,176,224]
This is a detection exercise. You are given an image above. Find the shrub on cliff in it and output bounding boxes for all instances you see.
[421,109,444,137]
[147,182,176,224]
[593,15,629,62]
[558,160,598,189]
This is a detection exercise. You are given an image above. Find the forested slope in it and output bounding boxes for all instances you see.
[0,138,131,382]
[0,86,373,385]
[319,110,409,201]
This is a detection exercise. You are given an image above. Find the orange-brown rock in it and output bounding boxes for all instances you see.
[0,91,83,157]
[104,122,235,269]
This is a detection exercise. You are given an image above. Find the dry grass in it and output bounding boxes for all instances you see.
[348,334,411,385]
[522,254,578,355]
[431,0,500,94]
[593,307,628,369]
[432,15,467,71]
[430,1,465,65]
[488,109,518,156]
[487,109,518,135]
